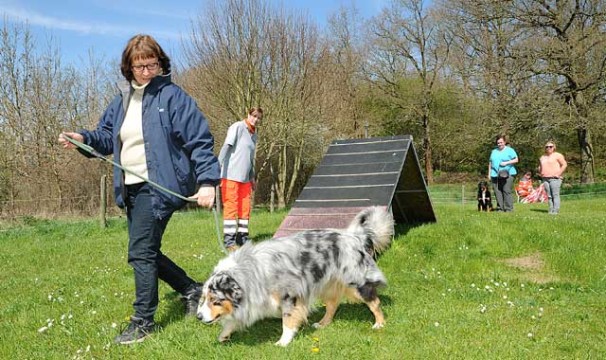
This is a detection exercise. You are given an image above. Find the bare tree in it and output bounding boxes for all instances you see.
[182,0,330,208]
[367,0,451,183]
[183,0,270,123]
[323,5,368,139]
[441,0,606,182]
[438,0,541,175]
[510,0,606,183]
[441,0,524,130]
[0,19,113,217]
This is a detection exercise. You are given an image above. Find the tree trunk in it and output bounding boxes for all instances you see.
[572,92,595,184]
[422,114,433,184]
[577,128,595,183]
[277,145,287,209]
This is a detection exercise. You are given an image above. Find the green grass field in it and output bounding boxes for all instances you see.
[1,198,605,359]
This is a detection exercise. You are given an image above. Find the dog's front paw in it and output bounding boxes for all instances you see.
[372,322,385,329]
[218,322,235,343]
[274,338,292,347]
[312,322,324,329]
[274,327,296,346]
[218,335,231,343]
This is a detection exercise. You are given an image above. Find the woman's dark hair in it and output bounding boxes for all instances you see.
[120,34,171,82]
[495,134,508,144]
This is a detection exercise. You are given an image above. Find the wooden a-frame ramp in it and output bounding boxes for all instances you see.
[274,135,436,238]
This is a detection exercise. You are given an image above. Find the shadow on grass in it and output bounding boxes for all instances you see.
[198,294,393,346]
[309,295,393,324]
[530,208,549,213]
[395,223,416,238]
[251,232,275,242]
[158,291,186,327]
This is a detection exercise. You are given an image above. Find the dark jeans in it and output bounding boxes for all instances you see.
[126,183,195,321]
[491,176,514,211]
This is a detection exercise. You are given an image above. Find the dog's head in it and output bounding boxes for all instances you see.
[478,181,488,191]
[197,272,243,324]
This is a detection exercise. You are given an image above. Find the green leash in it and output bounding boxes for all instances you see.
[61,134,227,255]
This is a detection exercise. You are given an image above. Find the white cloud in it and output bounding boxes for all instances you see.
[91,0,193,21]
[0,4,182,40]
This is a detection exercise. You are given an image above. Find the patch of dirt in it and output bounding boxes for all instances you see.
[501,252,559,284]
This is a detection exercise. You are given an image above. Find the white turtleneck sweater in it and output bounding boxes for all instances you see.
[120,81,149,185]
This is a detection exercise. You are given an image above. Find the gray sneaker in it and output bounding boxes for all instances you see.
[114,317,154,345]
[182,282,203,317]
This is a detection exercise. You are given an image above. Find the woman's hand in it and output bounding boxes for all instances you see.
[189,186,216,209]
[58,132,84,150]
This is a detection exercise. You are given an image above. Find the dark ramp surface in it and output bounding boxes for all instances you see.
[274,135,436,238]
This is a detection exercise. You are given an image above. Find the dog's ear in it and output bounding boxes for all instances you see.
[229,284,243,306]
[213,273,244,306]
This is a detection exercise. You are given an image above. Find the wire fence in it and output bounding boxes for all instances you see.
[1,183,605,220]
[429,184,606,204]
[0,195,119,220]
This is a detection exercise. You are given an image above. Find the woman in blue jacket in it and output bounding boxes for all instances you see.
[487,134,519,212]
[58,34,220,344]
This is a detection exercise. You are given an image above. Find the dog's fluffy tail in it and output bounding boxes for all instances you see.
[346,206,394,254]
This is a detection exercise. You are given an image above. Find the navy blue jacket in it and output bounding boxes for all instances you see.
[80,74,220,219]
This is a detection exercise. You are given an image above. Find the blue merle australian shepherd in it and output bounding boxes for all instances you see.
[197,206,394,346]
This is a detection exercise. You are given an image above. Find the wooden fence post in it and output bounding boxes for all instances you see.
[100,175,107,228]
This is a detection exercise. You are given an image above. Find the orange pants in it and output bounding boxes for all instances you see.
[220,178,252,220]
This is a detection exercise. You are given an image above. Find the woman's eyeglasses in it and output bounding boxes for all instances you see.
[545,145,554,148]
[132,62,159,73]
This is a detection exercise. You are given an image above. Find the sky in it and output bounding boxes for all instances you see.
[0,0,385,69]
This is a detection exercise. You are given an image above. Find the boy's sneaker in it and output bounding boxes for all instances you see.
[236,233,250,246]
[182,282,203,317]
[114,317,155,345]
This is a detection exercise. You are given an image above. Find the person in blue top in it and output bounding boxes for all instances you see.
[58,34,220,345]
[487,134,519,212]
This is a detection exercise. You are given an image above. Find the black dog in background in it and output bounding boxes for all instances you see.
[477,181,493,212]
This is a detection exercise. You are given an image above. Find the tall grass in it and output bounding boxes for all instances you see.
[1,199,605,359]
